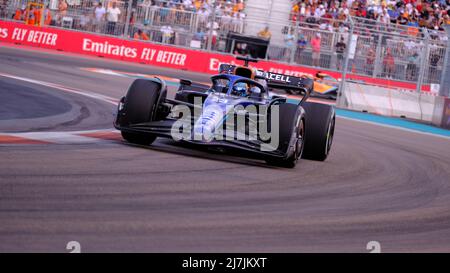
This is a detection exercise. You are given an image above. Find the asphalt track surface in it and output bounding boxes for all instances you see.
[1,44,450,252]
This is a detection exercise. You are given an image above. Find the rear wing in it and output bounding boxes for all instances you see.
[218,63,313,102]
[219,64,313,90]
[256,71,314,95]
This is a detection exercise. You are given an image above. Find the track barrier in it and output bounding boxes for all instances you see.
[339,81,447,125]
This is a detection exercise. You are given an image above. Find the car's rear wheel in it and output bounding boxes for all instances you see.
[266,103,305,168]
[301,101,335,161]
[118,79,165,146]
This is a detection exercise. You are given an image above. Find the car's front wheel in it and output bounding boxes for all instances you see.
[117,79,165,146]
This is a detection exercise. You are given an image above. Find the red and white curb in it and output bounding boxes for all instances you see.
[0,129,122,145]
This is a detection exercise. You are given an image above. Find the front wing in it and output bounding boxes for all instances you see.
[114,118,289,159]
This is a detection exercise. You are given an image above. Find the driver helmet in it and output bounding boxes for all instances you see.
[233,82,249,97]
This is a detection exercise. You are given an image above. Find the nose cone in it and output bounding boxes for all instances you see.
[193,97,227,142]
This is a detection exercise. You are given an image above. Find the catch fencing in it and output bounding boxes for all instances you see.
[264,18,448,90]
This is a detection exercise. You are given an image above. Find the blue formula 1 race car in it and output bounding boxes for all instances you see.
[114,57,335,168]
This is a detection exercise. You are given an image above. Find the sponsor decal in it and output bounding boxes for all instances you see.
[145,48,187,66]
[82,38,137,58]
[11,28,58,46]
[266,72,291,83]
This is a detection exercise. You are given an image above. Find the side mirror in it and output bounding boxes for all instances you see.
[180,79,192,86]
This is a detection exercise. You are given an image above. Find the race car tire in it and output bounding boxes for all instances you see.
[301,101,335,161]
[266,103,305,168]
[121,131,156,146]
[120,79,165,145]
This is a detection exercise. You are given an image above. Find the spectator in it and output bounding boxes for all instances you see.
[335,36,346,70]
[79,10,91,31]
[156,1,170,24]
[183,0,194,10]
[305,11,317,24]
[429,47,441,82]
[224,1,233,14]
[193,27,205,41]
[106,2,121,35]
[134,29,149,40]
[94,2,106,32]
[365,47,376,75]
[295,32,308,63]
[232,12,245,32]
[57,0,68,26]
[206,19,219,31]
[234,0,245,13]
[221,11,232,32]
[234,42,249,56]
[13,6,24,21]
[127,8,137,36]
[284,28,295,61]
[197,6,209,26]
[191,27,205,48]
[290,1,300,21]
[44,5,52,25]
[383,48,395,79]
[311,33,321,67]
[206,20,219,49]
[319,19,333,31]
[445,14,450,25]
[406,51,419,81]
[379,10,391,25]
[0,0,7,18]
[27,6,36,25]
[314,4,326,19]
[257,26,272,40]
[33,5,42,26]
[161,25,174,44]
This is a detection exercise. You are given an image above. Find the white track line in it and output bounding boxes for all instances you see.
[0,72,118,105]
[0,73,119,144]
[337,115,450,140]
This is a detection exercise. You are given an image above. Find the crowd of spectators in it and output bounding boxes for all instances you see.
[0,0,9,18]
[7,0,246,40]
[290,0,450,32]
[139,0,247,47]
[282,1,450,81]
